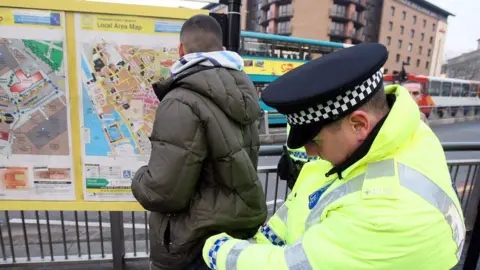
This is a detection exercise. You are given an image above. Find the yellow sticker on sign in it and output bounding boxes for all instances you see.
[79,13,184,35]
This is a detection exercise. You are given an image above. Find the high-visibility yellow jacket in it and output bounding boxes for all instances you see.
[286,124,319,163]
[202,85,465,270]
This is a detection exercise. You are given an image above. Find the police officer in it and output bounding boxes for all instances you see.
[202,43,465,270]
[277,123,320,190]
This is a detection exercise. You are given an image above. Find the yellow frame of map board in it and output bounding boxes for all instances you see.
[1,0,208,211]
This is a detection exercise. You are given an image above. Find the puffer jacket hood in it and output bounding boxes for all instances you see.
[152,52,261,126]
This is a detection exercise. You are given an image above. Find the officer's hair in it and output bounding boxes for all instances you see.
[328,87,388,130]
[180,15,223,54]
[361,88,389,115]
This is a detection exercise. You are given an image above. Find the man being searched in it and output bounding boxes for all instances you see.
[131,14,267,270]
[201,43,465,270]
[402,80,429,124]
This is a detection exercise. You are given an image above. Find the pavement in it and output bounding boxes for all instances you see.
[1,121,479,269]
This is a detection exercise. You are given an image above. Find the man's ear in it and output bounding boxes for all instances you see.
[178,44,185,57]
[348,111,370,141]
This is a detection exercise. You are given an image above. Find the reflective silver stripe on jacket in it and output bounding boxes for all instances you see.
[284,238,313,270]
[275,203,289,225]
[397,162,465,259]
[305,159,465,259]
[224,238,314,270]
[226,241,252,270]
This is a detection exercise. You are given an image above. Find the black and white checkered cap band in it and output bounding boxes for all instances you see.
[286,69,383,126]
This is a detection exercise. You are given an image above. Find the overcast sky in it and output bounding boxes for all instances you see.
[89,0,477,60]
[429,0,478,59]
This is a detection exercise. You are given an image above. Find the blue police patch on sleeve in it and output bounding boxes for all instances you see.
[308,182,334,210]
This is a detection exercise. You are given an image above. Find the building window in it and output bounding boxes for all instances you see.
[413,15,417,24]
[416,59,420,67]
[423,19,427,28]
[408,43,413,52]
[396,54,400,63]
[398,39,403,49]
[430,36,434,44]
[421,33,425,41]
[410,29,415,38]
[329,22,345,36]
[426,61,430,69]
[331,4,346,16]
[277,21,291,34]
[278,4,293,17]
[419,46,423,55]
[388,22,393,31]
[402,11,406,20]
[432,23,436,31]
[391,6,395,16]
[400,25,404,34]
[407,56,411,64]
[386,36,391,45]
[384,68,389,74]
[428,49,431,57]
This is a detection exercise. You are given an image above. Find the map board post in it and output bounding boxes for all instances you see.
[0,0,208,210]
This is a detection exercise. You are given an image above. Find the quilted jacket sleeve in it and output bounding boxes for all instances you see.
[131,98,206,213]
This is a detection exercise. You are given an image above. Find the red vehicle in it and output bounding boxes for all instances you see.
[383,73,480,116]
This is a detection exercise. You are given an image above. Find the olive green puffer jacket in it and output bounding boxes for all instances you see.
[131,65,268,270]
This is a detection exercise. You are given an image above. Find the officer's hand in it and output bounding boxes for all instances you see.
[202,233,233,268]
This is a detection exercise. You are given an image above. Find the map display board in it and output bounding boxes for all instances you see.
[0,8,75,200]
[75,13,183,201]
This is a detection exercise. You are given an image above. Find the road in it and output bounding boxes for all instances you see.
[1,121,479,263]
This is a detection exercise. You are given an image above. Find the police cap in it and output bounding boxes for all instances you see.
[262,43,388,149]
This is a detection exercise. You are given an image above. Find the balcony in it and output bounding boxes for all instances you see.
[276,10,293,21]
[352,13,365,27]
[333,0,367,11]
[277,26,292,36]
[261,0,292,10]
[259,12,274,25]
[329,10,349,23]
[328,28,349,39]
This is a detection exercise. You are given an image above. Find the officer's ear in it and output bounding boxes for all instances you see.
[347,111,370,141]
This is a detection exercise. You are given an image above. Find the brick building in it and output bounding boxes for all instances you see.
[204,0,453,76]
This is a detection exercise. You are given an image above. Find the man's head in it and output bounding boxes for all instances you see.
[402,81,423,103]
[179,14,224,57]
[304,89,389,165]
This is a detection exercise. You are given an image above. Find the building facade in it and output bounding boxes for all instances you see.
[205,0,452,76]
[378,0,452,75]
[442,40,480,81]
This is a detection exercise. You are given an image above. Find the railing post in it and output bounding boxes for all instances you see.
[465,166,480,231]
[463,198,480,269]
[110,211,125,270]
[463,166,480,269]
[264,111,270,135]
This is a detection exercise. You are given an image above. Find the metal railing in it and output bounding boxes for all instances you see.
[0,142,479,269]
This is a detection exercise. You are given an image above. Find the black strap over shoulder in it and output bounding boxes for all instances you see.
[277,145,304,190]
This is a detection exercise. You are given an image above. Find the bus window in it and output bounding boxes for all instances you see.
[462,84,470,97]
[441,82,452,96]
[451,83,461,97]
[470,84,479,97]
[383,81,393,87]
[427,80,441,96]
[240,37,273,56]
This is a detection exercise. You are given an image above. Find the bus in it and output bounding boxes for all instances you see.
[383,73,480,117]
[239,31,351,125]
